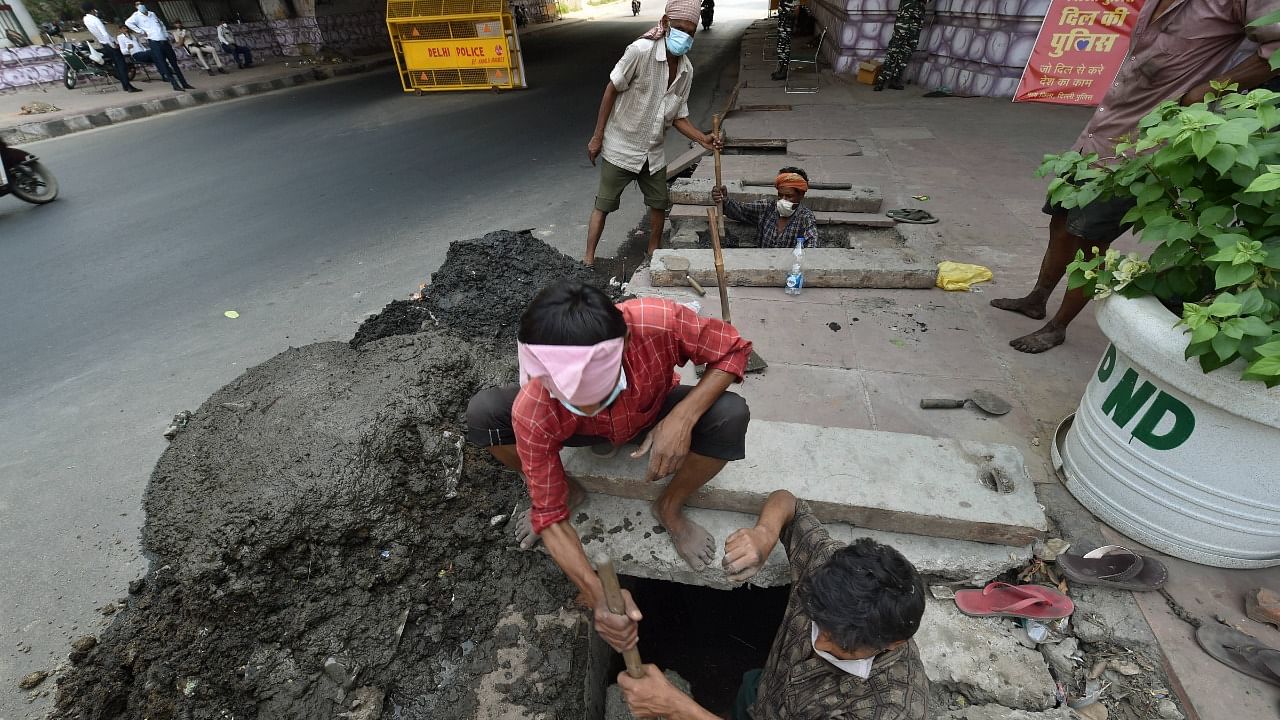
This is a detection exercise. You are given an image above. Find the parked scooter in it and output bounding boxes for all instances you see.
[631,0,640,15]
[1,139,59,205]
[700,0,714,29]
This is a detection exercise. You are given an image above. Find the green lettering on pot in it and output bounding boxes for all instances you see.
[1096,347,1197,451]
[1097,344,1117,382]
[1130,391,1196,450]
[1102,368,1157,427]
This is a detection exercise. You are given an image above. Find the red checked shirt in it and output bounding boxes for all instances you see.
[513,297,752,534]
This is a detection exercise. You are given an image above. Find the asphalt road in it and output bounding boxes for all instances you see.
[0,3,750,715]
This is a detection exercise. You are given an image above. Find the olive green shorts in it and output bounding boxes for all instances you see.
[595,158,671,213]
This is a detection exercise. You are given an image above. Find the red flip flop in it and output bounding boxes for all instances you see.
[954,582,1075,620]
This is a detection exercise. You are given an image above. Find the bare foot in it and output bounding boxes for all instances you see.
[513,476,586,550]
[652,502,715,571]
[990,294,1048,320]
[1010,324,1067,353]
[582,255,596,267]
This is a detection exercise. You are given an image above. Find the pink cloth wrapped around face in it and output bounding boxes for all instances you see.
[642,0,701,38]
[517,337,625,406]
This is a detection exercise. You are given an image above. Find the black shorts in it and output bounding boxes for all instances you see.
[1042,192,1136,245]
[465,384,750,461]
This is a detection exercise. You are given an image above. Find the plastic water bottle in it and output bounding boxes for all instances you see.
[784,235,805,295]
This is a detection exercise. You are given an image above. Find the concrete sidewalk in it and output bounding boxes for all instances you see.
[622,19,1278,720]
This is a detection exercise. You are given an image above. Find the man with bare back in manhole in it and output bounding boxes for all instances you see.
[466,281,752,651]
[618,489,930,719]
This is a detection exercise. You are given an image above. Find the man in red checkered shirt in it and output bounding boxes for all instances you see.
[467,281,752,652]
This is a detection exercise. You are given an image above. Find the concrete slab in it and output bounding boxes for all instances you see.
[841,293,1010,381]
[562,420,1048,547]
[934,706,1077,720]
[916,599,1058,711]
[690,154,890,184]
[668,180,882,213]
[650,248,937,290]
[567,494,1031,590]
[788,139,863,156]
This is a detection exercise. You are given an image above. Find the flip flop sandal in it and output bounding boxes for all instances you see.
[886,208,939,224]
[954,581,1075,620]
[1196,623,1280,688]
[1056,544,1168,591]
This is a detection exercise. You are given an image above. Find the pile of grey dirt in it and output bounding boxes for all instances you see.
[51,231,610,720]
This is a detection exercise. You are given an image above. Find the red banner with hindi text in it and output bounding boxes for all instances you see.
[1014,0,1145,106]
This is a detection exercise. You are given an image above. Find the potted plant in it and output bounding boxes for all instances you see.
[1037,78,1280,568]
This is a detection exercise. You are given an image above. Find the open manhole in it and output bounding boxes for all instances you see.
[584,577,790,719]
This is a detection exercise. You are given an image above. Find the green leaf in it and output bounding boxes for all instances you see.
[1190,323,1219,344]
[1185,339,1212,360]
[1206,144,1238,175]
[1262,242,1280,270]
[1205,246,1239,262]
[1244,173,1280,193]
[1236,142,1261,168]
[1197,205,1234,228]
[1238,287,1266,315]
[1200,349,1238,373]
[1212,330,1241,360]
[1218,118,1263,146]
[1137,183,1166,205]
[1191,130,1217,159]
[1216,262,1256,288]
[1255,340,1280,358]
[1243,355,1280,379]
[1240,315,1274,336]
[1247,9,1280,27]
[1207,298,1244,317]
[1213,233,1252,249]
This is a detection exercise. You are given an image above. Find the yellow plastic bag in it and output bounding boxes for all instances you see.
[936,261,993,291]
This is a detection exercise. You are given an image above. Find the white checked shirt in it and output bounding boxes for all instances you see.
[217,23,237,46]
[601,37,693,173]
[126,10,170,42]
[82,13,113,46]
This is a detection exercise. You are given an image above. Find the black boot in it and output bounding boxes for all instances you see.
[770,65,787,81]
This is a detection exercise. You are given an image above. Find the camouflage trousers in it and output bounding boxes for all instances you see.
[775,0,796,67]
[876,0,925,88]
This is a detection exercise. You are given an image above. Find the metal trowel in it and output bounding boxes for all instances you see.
[919,391,1011,416]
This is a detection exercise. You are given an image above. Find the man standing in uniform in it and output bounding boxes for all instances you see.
[126,1,193,92]
[992,0,1279,353]
[81,3,141,93]
[583,0,720,266]
[770,0,797,80]
[874,0,926,91]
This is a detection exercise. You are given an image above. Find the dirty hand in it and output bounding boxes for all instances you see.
[711,185,728,204]
[594,589,643,652]
[631,415,693,482]
[722,525,776,582]
[699,131,723,152]
[619,664,689,718]
[588,135,604,166]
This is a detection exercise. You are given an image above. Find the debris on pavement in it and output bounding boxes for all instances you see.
[162,410,193,440]
[19,670,49,690]
[1245,587,1280,629]
[19,102,60,115]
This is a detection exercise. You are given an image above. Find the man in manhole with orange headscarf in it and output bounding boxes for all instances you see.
[711,166,821,248]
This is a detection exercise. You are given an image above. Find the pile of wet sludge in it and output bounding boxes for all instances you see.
[52,231,616,720]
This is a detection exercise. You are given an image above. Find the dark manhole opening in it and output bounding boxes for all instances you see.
[614,577,791,716]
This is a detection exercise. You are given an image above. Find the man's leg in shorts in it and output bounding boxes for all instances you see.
[639,385,750,570]
[992,195,1132,353]
[636,162,672,257]
[466,385,599,548]
[585,159,637,265]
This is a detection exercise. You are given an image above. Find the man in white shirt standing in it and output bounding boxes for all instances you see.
[80,2,141,92]
[125,1,192,91]
[217,20,254,68]
[172,20,227,76]
[117,28,151,64]
[582,0,720,265]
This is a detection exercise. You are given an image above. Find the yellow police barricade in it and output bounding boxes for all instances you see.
[387,0,528,93]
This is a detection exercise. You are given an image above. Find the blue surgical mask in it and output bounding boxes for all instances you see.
[137,4,147,11]
[558,370,627,417]
[666,27,693,56]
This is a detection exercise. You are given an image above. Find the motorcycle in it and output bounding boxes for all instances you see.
[700,0,713,29]
[631,0,640,15]
[57,40,136,90]
[1,139,59,205]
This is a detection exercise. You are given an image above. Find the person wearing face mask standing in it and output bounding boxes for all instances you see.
[81,2,142,92]
[618,489,930,720]
[583,0,723,266]
[711,166,820,249]
[465,282,753,656]
[125,1,193,91]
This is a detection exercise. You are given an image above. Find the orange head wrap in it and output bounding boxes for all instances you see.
[775,172,809,193]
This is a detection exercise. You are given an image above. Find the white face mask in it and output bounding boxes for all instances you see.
[776,199,796,217]
[810,623,875,678]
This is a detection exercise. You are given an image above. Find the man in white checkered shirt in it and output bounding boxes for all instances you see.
[582,0,722,265]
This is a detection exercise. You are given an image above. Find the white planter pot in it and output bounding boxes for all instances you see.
[1061,295,1280,568]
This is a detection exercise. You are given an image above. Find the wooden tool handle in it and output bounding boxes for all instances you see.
[706,207,732,325]
[712,114,726,238]
[686,275,707,296]
[595,554,644,678]
[919,398,966,409]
